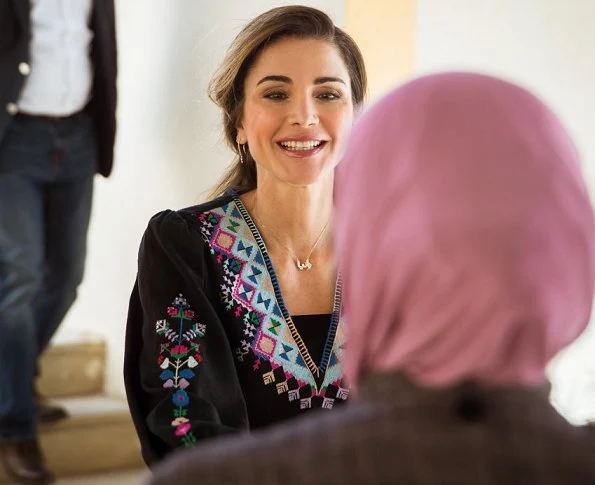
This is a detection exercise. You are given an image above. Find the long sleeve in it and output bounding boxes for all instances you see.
[124,210,249,466]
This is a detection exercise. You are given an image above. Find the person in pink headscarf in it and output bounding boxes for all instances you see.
[147,72,595,485]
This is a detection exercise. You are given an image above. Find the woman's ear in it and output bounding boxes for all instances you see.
[236,127,246,144]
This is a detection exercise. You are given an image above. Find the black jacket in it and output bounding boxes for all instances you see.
[124,192,348,466]
[0,0,117,177]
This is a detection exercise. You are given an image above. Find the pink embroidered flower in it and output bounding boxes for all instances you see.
[170,345,188,358]
[167,307,178,316]
[171,417,189,427]
[184,309,195,319]
[174,423,192,436]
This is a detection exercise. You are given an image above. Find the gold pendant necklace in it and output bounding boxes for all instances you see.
[296,259,313,271]
[252,206,331,271]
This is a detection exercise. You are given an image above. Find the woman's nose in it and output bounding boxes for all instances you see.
[288,96,319,126]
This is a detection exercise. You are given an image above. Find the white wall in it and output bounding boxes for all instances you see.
[54,0,345,396]
[415,0,595,424]
[56,0,595,424]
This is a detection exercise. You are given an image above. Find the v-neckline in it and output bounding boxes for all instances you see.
[231,192,343,389]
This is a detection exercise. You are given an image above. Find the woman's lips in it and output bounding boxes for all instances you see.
[276,140,328,158]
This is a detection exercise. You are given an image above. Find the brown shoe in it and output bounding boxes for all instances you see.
[34,391,68,424]
[0,440,55,484]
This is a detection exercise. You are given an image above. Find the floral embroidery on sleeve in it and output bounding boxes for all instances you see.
[156,294,206,447]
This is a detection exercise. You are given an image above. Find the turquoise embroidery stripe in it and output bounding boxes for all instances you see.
[197,201,348,406]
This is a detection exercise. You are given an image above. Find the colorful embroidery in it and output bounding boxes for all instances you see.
[198,200,349,409]
[156,294,205,447]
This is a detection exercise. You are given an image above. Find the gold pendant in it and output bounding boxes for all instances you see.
[296,258,313,271]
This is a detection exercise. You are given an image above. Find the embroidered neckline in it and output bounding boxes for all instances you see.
[231,193,342,387]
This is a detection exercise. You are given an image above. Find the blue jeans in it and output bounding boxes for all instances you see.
[0,113,96,441]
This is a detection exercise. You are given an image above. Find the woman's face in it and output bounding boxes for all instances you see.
[238,37,354,187]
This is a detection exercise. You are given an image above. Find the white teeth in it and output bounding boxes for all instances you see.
[280,140,322,150]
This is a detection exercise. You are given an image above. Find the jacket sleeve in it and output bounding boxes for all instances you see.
[124,210,249,466]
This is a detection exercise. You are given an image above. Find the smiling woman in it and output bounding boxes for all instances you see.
[124,5,367,467]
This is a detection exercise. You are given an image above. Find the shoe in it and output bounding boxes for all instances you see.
[0,439,55,484]
[34,391,68,424]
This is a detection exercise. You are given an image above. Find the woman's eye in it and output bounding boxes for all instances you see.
[317,91,341,101]
[263,91,288,101]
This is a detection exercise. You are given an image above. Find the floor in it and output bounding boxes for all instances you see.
[55,469,148,485]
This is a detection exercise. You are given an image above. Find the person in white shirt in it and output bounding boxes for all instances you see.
[0,1,116,483]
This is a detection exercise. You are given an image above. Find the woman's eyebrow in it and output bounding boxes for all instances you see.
[257,75,292,86]
[256,75,346,86]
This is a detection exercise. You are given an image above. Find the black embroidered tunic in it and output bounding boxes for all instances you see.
[124,191,348,466]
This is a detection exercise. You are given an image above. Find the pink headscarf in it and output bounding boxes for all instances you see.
[335,72,595,389]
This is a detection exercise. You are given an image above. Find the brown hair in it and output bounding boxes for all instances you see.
[207,5,367,199]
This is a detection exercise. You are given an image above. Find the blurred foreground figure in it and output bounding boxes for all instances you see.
[149,72,595,485]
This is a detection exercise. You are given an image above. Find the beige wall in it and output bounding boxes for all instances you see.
[345,0,416,100]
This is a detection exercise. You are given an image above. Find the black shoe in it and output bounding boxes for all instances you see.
[0,440,55,484]
[35,392,68,424]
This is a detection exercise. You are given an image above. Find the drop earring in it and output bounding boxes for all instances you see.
[237,140,246,164]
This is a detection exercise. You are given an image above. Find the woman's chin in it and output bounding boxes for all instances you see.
[274,167,335,188]
[281,175,330,188]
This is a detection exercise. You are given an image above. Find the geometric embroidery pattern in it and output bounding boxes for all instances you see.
[198,197,349,409]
